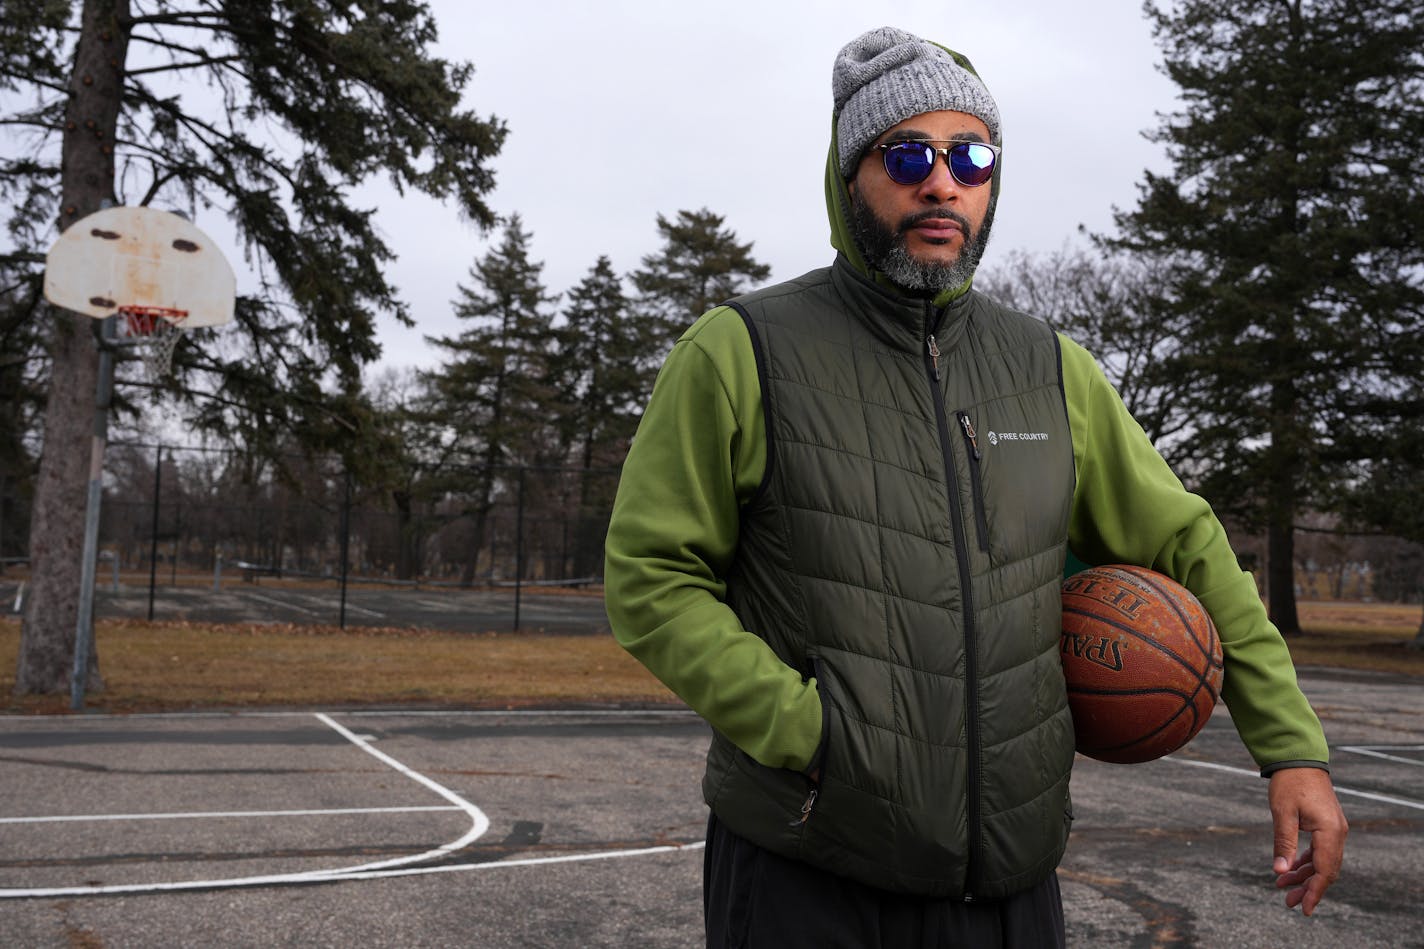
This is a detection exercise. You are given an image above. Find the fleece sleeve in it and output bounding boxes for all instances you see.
[1059,334,1329,772]
[603,307,823,771]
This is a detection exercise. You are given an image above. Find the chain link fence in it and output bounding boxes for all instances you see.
[6,443,1419,633]
[1,443,621,632]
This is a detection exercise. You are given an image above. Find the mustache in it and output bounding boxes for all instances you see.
[899,208,972,233]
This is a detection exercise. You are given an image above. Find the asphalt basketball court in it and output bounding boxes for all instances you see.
[1,669,1421,948]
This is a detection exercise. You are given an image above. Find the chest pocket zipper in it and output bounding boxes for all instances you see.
[956,412,990,553]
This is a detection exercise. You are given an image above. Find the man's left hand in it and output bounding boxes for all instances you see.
[1269,767,1348,915]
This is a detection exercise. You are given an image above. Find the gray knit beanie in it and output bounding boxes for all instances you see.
[833,27,1001,177]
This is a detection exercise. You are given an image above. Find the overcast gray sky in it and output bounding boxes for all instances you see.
[356,1,1179,369]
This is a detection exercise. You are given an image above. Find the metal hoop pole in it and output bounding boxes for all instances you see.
[72,315,117,711]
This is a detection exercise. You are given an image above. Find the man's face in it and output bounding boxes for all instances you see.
[847,110,997,293]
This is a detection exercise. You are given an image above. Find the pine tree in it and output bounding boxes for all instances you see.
[630,208,771,355]
[3,1,505,694]
[424,215,557,584]
[550,255,652,576]
[0,273,45,567]
[363,367,451,582]
[554,256,651,465]
[1110,0,1424,634]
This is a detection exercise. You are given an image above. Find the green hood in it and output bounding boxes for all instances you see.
[824,42,1000,307]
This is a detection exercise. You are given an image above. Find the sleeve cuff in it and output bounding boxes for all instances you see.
[1259,760,1330,778]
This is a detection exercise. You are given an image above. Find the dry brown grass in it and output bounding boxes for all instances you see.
[0,617,677,715]
[1285,600,1424,676]
[1,599,1418,715]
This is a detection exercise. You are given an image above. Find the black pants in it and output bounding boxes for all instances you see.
[704,815,1066,949]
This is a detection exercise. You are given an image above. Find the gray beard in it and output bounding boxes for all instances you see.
[849,194,996,294]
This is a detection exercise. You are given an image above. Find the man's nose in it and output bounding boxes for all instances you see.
[916,156,964,202]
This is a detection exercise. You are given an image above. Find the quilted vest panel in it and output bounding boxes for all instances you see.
[702,259,1077,900]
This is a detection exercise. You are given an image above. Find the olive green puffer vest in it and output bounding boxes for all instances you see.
[702,257,1077,900]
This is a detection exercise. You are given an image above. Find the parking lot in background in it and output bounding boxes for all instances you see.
[3,576,611,636]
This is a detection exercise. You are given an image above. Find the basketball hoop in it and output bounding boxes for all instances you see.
[42,205,236,385]
[118,304,189,383]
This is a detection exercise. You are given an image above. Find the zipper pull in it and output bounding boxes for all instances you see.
[958,412,981,460]
[927,334,941,381]
[788,788,818,826]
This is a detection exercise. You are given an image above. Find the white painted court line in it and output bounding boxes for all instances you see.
[345,604,386,618]
[235,589,384,619]
[319,840,707,882]
[0,806,461,826]
[0,712,490,899]
[308,712,489,876]
[0,841,706,899]
[1338,745,1424,767]
[0,707,698,723]
[239,591,319,616]
[410,596,468,611]
[339,708,699,719]
[327,599,387,618]
[1166,756,1424,811]
[236,589,386,620]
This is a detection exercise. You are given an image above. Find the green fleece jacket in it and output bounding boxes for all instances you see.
[604,62,1328,780]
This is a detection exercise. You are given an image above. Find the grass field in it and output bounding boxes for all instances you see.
[1,600,1419,715]
[1278,600,1424,675]
[0,619,677,715]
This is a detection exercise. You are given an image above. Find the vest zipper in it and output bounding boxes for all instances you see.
[956,412,990,553]
[790,788,818,826]
[790,655,830,827]
[923,304,984,900]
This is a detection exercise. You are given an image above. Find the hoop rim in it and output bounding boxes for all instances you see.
[118,304,189,338]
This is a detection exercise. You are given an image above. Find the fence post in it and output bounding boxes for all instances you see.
[147,444,162,622]
[514,466,526,632]
[338,469,352,629]
[170,477,180,586]
[561,513,570,583]
[170,464,180,587]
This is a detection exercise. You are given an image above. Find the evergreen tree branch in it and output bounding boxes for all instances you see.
[0,68,68,96]
[124,43,245,78]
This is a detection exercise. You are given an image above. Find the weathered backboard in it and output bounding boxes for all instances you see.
[43,205,235,328]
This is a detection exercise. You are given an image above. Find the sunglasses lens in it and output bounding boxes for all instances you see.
[882,143,934,185]
[949,143,997,186]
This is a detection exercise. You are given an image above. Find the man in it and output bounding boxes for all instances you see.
[604,26,1347,947]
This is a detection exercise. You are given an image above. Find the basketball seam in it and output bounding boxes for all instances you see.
[1126,568,1225,702]
[1061,603,1220,698]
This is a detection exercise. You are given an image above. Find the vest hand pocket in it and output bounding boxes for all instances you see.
[792,655,838,827]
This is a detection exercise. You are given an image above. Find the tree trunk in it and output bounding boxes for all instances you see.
[1266,516,1301,637]
[14,0,131,695]
[393,489,419,581]
[573,437,599,579]
[461,506,491,586]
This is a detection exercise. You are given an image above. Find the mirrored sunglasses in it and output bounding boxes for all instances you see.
[875,140,1000,187]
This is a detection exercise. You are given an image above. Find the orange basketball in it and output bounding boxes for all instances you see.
[1060,565,1224,763]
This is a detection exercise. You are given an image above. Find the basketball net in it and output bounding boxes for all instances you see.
[118,305,189,384]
